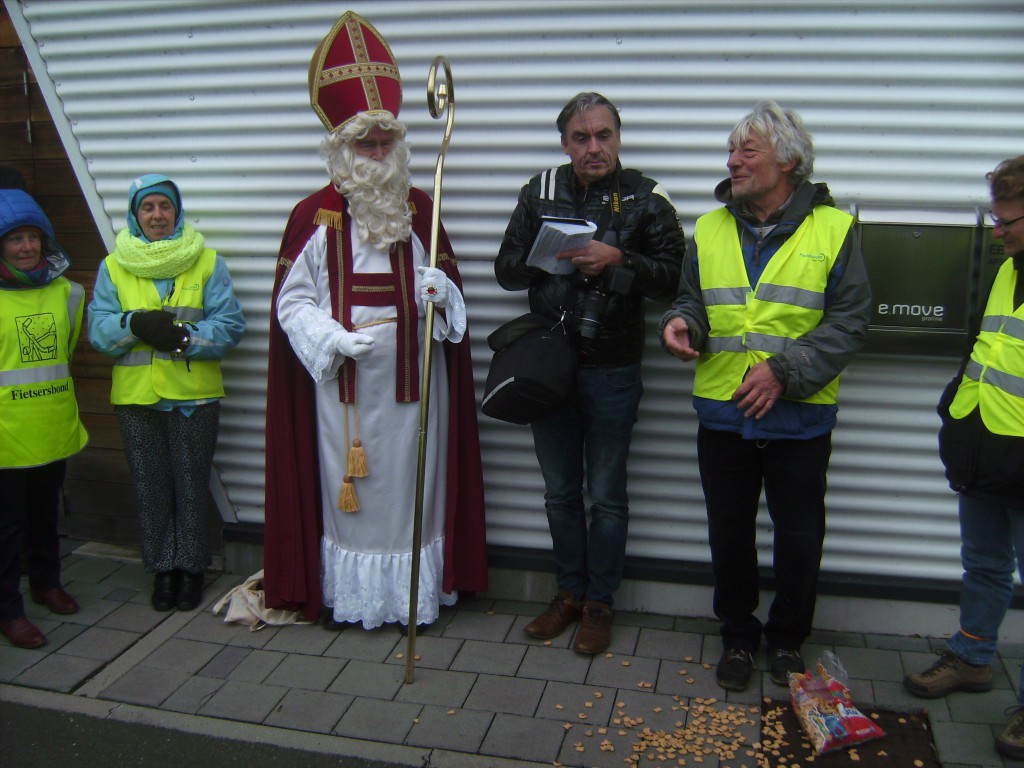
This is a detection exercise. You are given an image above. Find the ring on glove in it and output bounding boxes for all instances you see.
[425,284,438,296]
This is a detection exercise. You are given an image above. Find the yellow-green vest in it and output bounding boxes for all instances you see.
[949,258,1024,436]
[693,206,853,404]
[0,278,89,467]
[105,249,225,405]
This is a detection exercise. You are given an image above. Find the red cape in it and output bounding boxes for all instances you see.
[263,184,488,621]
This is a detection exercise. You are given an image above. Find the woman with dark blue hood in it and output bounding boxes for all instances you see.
[0,189,88,649]
[88,174,245,612]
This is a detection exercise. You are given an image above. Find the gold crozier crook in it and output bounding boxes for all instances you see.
[405,56,454,685]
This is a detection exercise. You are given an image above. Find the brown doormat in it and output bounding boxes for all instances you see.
[762,699,940,767]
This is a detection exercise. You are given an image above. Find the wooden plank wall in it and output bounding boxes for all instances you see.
[1,6,223,555]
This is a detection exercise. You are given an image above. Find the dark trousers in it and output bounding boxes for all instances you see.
[0,461,66,622]
[697,425,831,652]
[117,403,219,575]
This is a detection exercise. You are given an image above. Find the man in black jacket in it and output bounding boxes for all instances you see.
[495,92,685,654]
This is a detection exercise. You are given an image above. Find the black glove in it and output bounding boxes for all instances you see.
[130,310,188,352]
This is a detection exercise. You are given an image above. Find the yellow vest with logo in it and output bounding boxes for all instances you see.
[0,278,89,467]
[105,249,225,405]
[949,258,1024,436]
[693,206,853,404]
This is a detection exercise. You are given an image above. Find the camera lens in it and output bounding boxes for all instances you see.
[579,289,608,339]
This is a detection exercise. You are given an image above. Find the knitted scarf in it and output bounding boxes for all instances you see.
[113,221,205,279]
[0,258,51,288]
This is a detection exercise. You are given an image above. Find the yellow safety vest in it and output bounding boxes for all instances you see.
[105,249,225,405]
[0,278,89,467]
[693,206,853,404]
[950,258,1024,436]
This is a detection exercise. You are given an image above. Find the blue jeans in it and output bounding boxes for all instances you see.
[948,493,1024,703]
[530,363,642,606]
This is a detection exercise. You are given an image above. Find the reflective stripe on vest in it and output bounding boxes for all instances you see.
[0,278,88,467]
[950,258,1024,436]
[693,206,852,404]
[105,248,225,405]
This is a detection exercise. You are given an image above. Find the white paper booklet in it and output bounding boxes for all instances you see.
[526,216,597,275]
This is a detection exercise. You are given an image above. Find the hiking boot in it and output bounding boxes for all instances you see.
[573,601,613,654]
[524,590,583,640]
[996,706,1024,759]
[903,650,992,698]
[768,646,805,686]
[716,647,754,691]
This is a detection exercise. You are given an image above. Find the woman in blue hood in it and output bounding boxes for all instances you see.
[0,188,88,649]
[88,174,245,613]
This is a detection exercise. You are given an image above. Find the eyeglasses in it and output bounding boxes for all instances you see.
[987,210,1024,230]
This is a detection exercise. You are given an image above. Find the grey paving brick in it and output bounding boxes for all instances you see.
[196,679,288,723]
[97,601,170,633]
[383,634,463,670]
[263,653,346,691]
[197,645,251,678]
[58,626,140,661]
[394,666,476,707]
[323,624,404,662]
[872,680,944,714]
[97,663,192,706]
[334,697,421,744]
[443,610,515,642]
[328,658,406,699]
[227,648,286,683]
[463,673,544,716]
[585,652,660,691]
[864,632,933,652]
[807,628,867,648]
[103,587,140,603]
[161,675,224,714]
[0,646,47,682]
[634,627,702,662]
[828,645,906,683]
[932,720,1006,767]
[517,645,591,684]
[403,703,493,752]
[535,680,616,725]
[27,621,87,653]
[144,637,223,674]
[479,711,567,764]
[60,557,124,583]
[450,639,525,675]
[655,655,718,697]
[49,598,121,627]
[262,622,338,655]
[947,687,1017,724]
[12,652,104,692]
[263,688,353,733]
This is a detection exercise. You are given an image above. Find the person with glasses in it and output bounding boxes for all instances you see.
[903,155,1024,760]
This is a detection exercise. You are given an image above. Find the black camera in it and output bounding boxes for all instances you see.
[577,266,635,339]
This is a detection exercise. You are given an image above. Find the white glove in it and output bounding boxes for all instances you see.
[417,266,449,309]
[334,329,375,361]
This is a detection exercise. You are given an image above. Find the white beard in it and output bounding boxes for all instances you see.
[335,151,413,249]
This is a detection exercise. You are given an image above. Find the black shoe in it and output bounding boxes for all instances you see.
[175,571,205,611]
[768,646,805,686]
[151,572,178,612]
[320,608,357,631]
[716,647,754,691]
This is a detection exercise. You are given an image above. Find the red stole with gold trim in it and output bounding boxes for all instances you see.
[324,206,419,404]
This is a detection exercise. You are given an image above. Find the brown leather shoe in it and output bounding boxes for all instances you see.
[524,590,583,639]
[30,587,79,615]
[0,616,47,649]
[573,600,613,654]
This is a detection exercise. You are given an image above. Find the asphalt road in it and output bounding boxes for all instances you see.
[0,701,412,768]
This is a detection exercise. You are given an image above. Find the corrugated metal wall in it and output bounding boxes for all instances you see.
[7,0,1023,583]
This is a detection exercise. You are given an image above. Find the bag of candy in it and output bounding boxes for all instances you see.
[789,650,886,754]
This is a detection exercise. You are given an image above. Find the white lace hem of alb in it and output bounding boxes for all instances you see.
[320,534,457,630]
